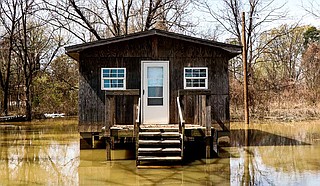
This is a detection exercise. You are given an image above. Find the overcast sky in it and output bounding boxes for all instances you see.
[274,0,319,26]
[194,0,319,42]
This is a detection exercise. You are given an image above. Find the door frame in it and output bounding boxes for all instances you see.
[141,60,170,124]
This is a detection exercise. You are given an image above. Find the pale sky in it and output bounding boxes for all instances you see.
[275,0,319,26]
[194,0,319,41]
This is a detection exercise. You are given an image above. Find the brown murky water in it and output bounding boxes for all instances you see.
[1,118,320,185]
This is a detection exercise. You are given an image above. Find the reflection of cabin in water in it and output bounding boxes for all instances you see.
[66,29,241,166]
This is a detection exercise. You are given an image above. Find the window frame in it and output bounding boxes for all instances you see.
[101,68,126,90]
[183,67,208,89]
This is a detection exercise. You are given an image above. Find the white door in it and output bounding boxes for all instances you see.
[141,61,169,124]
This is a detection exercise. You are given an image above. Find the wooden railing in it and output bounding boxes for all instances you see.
[178,90,213,158]
[134,97,141,165]
[136,97,141,123]
[176,96,185,159]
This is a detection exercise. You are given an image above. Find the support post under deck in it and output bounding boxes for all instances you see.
[106,137,111,160]
[205,104,212,159]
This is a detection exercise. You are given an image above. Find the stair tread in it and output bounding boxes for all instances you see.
[139,139,181,144]
[139,132,180,136]
[138,148,181,152]
[139,128,179,132]
[138,156,182,161]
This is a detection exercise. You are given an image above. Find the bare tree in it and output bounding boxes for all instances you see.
[103,0,133,36]
[197,0,287,75]
[257,25,307,90]
[302,43,320,104]
[0,0,20,115]
[8,0,65,120]
[41,0,195,42]
[303,0,320,18]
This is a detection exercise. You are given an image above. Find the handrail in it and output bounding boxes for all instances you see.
[177,96,185,159]
[136,97,141,123]
[177,97,185,124]
[135,97,141,166]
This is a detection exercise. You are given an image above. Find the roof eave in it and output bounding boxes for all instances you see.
[65,29,242,58]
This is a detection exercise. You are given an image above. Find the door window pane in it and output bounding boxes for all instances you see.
[147,67,163,106]
[148,87,163,97]
[148,98,163,105]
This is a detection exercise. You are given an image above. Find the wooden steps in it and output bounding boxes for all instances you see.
[139,139,180,145]
[137,128,183,166]
[139,131,180,137]
[138,148,181,153]
[138,156,182,161]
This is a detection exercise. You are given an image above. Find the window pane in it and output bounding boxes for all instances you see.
[148,98,163,106]
[148,67,163,79]
[193,79,200,87]
[103,69,110,77]
[104,79,110,88]
[148,79,163,86]
[193,69,200,77]
[185,69,192,77]
[103,69,109,74]
[148,87,163,97]
[200,69,206,77]
[147,68,163,85]
[186,79,192,87]
[118,69,124,74]
[200,79,206,87]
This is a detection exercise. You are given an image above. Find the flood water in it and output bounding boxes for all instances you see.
[1,118,320,185]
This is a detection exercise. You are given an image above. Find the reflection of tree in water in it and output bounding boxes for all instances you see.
[0,125,80,185]
[230,129,310,147]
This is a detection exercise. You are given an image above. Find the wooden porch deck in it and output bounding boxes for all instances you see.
[109,124,215,138]
[109,124,226,138]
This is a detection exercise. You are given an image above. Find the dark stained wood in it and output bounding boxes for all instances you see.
[105,89,139,96]
[178,89,211,95]
[152,36,158,58]
[201,95,206,127]
[196,95,200,126]
[205,136,211,159]
[206,106,212,137]
[106,137,111,160]
[105,95,115,130]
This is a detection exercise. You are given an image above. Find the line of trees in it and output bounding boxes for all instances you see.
[0,0,319,120]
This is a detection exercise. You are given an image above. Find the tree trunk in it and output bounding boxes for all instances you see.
[3,88,9,116]
[25,86,32,121]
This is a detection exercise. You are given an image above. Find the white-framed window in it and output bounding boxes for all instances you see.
[101,68,126,90]
[184,67,208,89]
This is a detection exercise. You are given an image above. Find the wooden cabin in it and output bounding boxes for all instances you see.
[66,29,241,166]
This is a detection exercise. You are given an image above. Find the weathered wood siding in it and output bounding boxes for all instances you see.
[78,35,232,132]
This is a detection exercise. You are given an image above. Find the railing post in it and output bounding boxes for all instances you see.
[105,95,115,161]
[177,97,185,159]
[133,96,138,137]
[205,105,212,159]
[134,97,141,166]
